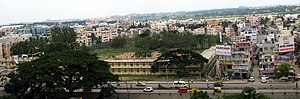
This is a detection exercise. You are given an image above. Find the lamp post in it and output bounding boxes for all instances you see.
[166,62,169,88]
[270,85,273,94]
[159,59,170,88]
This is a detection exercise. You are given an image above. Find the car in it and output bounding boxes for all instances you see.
[261,78,267,83]
[136,82,146,86]
[214,87,221,93]
[213,82,223,87]
[248,77,255,82]
[189,88,200,94]
[178,88,188,93]
[261,75,269,79]
[143,87,153,92]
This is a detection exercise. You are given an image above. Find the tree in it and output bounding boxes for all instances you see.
[160,32,198,49]
[51,27,77,44]
[232,23,239,33]
[274,63,292,78]
[223,87,269,99]
[139,29,151,37]
[190,91,210,99]
[5,50,118,98]
[151,49,208,77]
[110,36,127,48]
[135,36,160,50]
[11,38,48,55]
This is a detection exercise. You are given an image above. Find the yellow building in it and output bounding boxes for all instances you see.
[105,58,158,75]
[105,47,217,76]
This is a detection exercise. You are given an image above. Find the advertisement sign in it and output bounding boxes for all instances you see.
[278,36,294,52]
[216,45,231,56]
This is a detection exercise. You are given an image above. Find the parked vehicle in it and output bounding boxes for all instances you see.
[178,88,188,93]
[261,75,269,79]
[143,87,153,92]
[248,77,255,82]
[261,78,267,83]
[173,81,187,88]
[136,82,146,86]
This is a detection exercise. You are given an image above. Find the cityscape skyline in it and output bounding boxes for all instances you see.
[0,0,300,25]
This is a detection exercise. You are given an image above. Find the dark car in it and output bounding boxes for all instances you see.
[214,82,223,87]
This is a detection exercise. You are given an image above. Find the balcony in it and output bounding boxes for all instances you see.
[219,61,233,65]
[231,58,249,61]
[232,51,249,55]
[232,62,249,66]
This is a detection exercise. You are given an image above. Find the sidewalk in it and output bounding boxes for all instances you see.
[112,79,248,84]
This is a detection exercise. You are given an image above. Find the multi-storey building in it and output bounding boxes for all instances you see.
[257,37,276,78]
[231,41,252,78]
[217,40,253,79]
[275,30,295,73]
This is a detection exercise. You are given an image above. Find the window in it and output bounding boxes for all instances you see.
[264,47,268,51]
[124,63,127,66]
[118,63,120,67]
[242,61,246,63]
[136,64,139,66]
[130,63,133,67]
[142,63,146,66]
[227,66,232,69]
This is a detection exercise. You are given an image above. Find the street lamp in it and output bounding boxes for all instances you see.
[158,58,170,88]
[270,85,273,94]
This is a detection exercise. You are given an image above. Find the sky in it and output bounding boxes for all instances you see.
[0,0,300,25]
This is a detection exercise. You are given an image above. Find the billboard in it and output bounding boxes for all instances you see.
[279,36,294,52]
[216,45,232,56]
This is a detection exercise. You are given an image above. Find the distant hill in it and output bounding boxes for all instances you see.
[126,5,300,20]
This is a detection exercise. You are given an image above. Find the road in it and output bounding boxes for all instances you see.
[113,89,300,94]
[110,82,299,89]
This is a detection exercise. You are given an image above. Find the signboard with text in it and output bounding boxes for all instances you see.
[216,45,232,56]
[279,36,294,52]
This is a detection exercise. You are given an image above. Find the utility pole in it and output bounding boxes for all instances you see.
[125,81,130,99]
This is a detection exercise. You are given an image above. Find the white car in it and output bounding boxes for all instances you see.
[136,82,146,86]
[261,75,269,79]
[248,77,255,82]
[143,87,153,92]
[261,78,267,83]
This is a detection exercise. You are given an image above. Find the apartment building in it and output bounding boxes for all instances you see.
[275,30,295,73]
[105,47,216,76]
[240,27,258,43]
[231,41,252,79]
[105,58,158,75]
[257,36,276,78]
[216,40,253,79]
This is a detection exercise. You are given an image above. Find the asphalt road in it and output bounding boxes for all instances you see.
[110,82,298,89]
[113,89,300,94]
